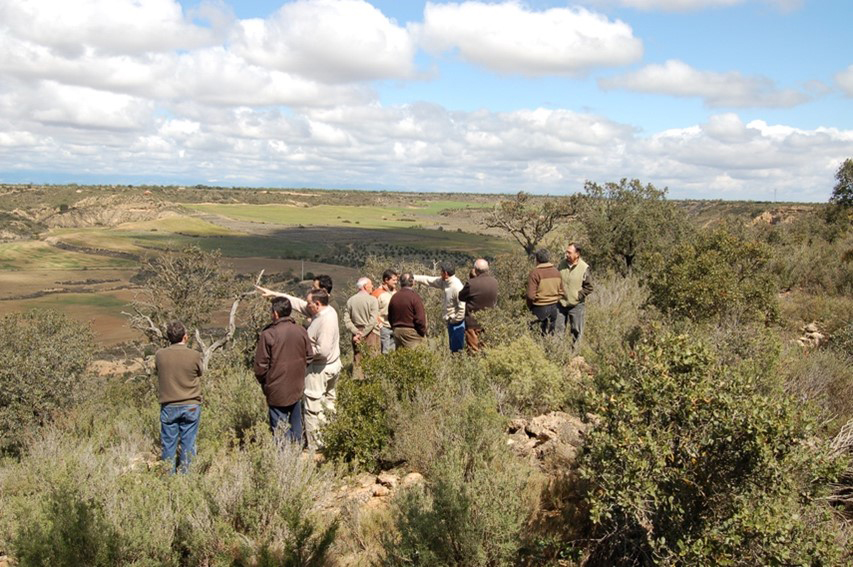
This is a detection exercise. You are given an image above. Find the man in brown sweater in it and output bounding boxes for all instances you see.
[155,320,204,473]
[458,258,498,353]
[254,297,314,444]
[526,249,563,335]
[388,272,427,348]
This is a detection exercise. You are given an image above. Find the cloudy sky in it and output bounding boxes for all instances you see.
[0,0,850,201]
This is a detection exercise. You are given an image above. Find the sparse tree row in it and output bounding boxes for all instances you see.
[0,167,851,566]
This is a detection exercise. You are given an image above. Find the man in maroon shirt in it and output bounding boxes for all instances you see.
[388,272,427,349]
[254,296,314,444]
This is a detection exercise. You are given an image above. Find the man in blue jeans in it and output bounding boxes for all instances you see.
[155,321,204,473]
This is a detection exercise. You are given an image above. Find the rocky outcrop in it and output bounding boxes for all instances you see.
[794,322,827,348]
[506,411,589,468]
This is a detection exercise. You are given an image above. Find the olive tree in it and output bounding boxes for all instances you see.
[579,178,690,275]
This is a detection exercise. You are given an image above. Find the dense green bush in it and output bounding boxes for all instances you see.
[578,329,847,566]
[647,226,779,323]
[579,178,691,276]
[480,335,574,415]
[324,348,438,470]
[323,378,391,470]
[383,396,534,567]
[0,309,94,455]
[14,484,121,567]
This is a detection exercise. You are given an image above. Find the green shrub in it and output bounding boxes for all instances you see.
[383,396,533,567]
[200,363,267,449]
[782,345,853,433]
[323,378,391,471]
[14,484,121,567]
[647,226,779,323]
[480,335,573,415]
[578,329,846,566]
[0,309,94,455]
[579,273,648,365]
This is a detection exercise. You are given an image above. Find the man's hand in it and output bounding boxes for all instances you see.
[353,334,363,344]
[255,285,279,299]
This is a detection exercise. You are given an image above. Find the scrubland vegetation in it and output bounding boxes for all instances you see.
[0,173,851,566]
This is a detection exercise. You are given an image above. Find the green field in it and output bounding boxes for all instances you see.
[186,201,487,228]
[0,241,134,271]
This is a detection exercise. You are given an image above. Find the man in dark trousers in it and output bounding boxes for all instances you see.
[526,249,563,335]
[254,296,314,444]
[388,272,427,348]
[155,320,204,473]
[458,258,498,354]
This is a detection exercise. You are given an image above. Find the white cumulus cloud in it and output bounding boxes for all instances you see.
[0,0,223,55]
[417,1,642,75]
[599,59,810,107]
[231,0,416,83]
[606,0,802,11]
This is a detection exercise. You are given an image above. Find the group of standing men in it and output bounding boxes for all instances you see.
[154,244,591,472]
[248,258,500,456]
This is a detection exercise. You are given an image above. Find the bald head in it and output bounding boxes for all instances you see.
[473,259,489,274]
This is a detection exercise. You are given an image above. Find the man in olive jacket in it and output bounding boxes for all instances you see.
[254,297,314,444]
[156,320,204,473]
[557,242,593,350]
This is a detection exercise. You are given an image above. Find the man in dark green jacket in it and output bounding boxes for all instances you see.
[557,243,593,350]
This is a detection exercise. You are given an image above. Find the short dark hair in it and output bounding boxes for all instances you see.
[313,274,333,294]
[399,273,414,287]
[567,242,583,256]
[166,321,186,344]
[382,269,399,282]
[534,249,550,264]
[271,296,292,318]
[439,262,455,276]
[308,288,330,306]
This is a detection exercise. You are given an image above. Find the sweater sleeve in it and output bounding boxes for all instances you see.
[414,274,443,289]
[526,270,540,303]
[281,293,310,317]
[579,269,593,301]
[343,297,359,336]
[458,282,471,303]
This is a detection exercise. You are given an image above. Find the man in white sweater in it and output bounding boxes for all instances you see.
[414,262,466,353]
[256,285,340,451]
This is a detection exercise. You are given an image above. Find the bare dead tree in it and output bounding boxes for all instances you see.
[481,191,576,255]
[195,270,264,370]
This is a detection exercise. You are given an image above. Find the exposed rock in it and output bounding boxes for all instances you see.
[376,472,398,489]
[507,417,528,433]
[509,411,589,469]
[372,484,391,497]
[795,322,828,348]
[401,472,424,488]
